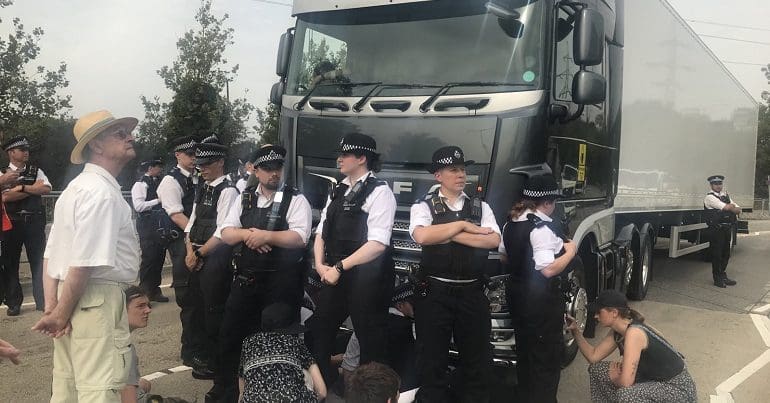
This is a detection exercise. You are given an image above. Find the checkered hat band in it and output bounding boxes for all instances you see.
[341,143,376,153]
[174,141,196,152]
[196,149,226,158]
[255,151,284,166]
[201,135,219,144]
[437,157,457,165]
[523,189,561,198]
[4,139,29,150]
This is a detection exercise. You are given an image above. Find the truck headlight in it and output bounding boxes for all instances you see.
[486,275,509,313]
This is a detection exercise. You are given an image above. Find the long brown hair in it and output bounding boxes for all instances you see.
[509,199,539,220]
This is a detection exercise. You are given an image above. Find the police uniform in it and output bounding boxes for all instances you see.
[131,158,169,301]
[185,136,239,382]
[312,133,397,386]
[157,136,206,367]
[501,175,569,403]
[211,145,312,402]
[704,175,739,288]
[0,136,51,314]
[409,146,499,403]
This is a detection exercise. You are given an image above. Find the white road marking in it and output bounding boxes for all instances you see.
[715,350,770,394]
[751,303,770,315]
[709,392,735,403]
[750,314,770,348]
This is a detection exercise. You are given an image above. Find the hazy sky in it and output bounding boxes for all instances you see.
[2,0,768,133]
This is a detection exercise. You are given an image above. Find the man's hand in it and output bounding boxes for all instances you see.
[185,253,200,272]
[0,171,19,187]
[321,268,341,286]
[0,338,21,365]
[244,228,270,250]
[31,313,71,338]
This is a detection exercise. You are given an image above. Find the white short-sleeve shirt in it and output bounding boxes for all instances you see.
[1,162,52,188]
[185,175,240,239]
[408,190,501,240]
[498,209,564,271]
[130,175,161,213]
[315,171,397,246]
[704,191,739,210]
[157,165,194,216]
[44,163,140,282]
[218,184,313,244]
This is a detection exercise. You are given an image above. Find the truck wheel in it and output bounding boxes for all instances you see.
[627,230,652,300]
[562,257,588,368]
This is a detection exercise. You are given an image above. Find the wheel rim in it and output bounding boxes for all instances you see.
[564,286,588,347]
[641,240,651,288]
[624,246,634,288]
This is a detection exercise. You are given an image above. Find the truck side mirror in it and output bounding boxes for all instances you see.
[275,30,294,77]
[573,8,604,66]
[270,81,285,105]
[572,70,606,105]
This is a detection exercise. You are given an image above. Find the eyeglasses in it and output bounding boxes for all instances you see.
[107,127,132,140]
[712,182,723,185]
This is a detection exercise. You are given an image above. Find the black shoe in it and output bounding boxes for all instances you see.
[723,277,737,286]
[149,292,170,303]
[189,356,215,380]
[714,280,726,288]
[205,384,225,403]
[7,306,20,316]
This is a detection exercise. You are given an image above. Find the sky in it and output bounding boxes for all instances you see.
[2,0,768,134]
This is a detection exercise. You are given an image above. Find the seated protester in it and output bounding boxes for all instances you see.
[239,303,326,403]
[346,362,401,403]
[566,290,697,403]
[122,286,153,403]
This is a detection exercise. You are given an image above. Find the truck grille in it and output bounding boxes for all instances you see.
[393,239,421,252]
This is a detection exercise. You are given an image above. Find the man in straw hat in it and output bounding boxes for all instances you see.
[32,110,141,402]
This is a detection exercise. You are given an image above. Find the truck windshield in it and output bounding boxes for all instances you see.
[286,0,545,97]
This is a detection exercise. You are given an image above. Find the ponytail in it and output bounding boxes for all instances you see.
[509,200,538,220]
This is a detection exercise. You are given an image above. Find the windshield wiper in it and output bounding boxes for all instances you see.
[352,83,442,112]
[295,82,381,111]
[419,81,534,113]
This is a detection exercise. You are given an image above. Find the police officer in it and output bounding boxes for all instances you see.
[184,135,239,385]
[409,146,500,403]
[131,158,169,302]
[704,175,741,288]
[500,175,577,403]
[210,144,312,402]
[312,132,397,386]
[0,135,51,315]
[157,135,208,374]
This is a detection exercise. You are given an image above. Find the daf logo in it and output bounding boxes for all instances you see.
[392,181,413,195]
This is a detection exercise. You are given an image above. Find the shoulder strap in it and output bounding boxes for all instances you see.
[469,197,482,226]
[266,185,296,231]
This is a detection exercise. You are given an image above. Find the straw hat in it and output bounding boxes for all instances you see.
[71,110,138,164]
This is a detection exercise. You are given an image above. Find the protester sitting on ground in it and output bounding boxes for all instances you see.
[566,290,697,403]
[0,338,21,364]
[346,362,401,403]
[239,303,326,403]
[122,286,153,403]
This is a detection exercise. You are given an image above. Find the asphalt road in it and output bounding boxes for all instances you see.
[2,221,770,402]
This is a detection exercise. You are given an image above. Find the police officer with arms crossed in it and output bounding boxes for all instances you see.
[704,175,741,288]
[0,135,52,315]
[209,144,312,403]
[500,174,577,403]
[409,146,500,403]
[312,133,397,387]
[156,135,209,375]
[132,158,170,302]
[184,135,239,386]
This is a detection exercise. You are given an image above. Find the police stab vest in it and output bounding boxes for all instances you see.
[234,185,305,273]
[321,176,386,261]
[168,167,196,218]
[2,165,44,215]
[419,191,488,281]
[139,175,163,211]
[189,179,234,244]
[704,192,736,227]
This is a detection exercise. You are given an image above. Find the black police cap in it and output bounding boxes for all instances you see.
[521,175,562,200]
[428,146,474,174]
[2,136,30,152]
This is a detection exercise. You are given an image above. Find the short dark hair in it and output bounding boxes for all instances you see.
[351,151,382,173]
[346,362,400,403]
[125,286,147,304]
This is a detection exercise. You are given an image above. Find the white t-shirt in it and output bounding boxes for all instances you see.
[44,163,140,282]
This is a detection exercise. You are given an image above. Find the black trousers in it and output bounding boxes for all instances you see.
[136,213,167,296]
[709,225,732,282]
[191,243,232,364]
[414,279,492,403]
[168,237,206,360]
[214,264,304,398]
[1,213,45,310]
[508,287,564,403]
[311,259,394,385]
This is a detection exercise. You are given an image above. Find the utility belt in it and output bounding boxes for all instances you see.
[420,277,483,297]
[137,209,164,218]
[9,210,44,223]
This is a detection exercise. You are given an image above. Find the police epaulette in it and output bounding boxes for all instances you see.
[527,213,548,228]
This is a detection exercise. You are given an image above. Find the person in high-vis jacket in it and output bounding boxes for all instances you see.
[409,146,500,403]
[211,144,312,403]
[499,174,577,403]
[703,175,741,288]
[312,133,397,387]
[184,136,239,386]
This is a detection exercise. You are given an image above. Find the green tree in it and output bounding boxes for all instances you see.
[756,101,770,199]
[0,0,71,139]
[254,102,280,146]
[136,0,254,156]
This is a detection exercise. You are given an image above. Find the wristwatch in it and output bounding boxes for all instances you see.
[194,249,204,259]
[334,261,344,274]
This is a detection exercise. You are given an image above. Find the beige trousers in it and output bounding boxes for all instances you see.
[51,281,130,403]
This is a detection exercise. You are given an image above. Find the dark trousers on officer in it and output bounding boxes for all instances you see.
[1,213,45,310]
[414,279,492,403]
[136,213,167,296]
[169,236,206,361]
[508,287,563,403]
[312,260,394,385]
[709,225,732,283]
[191,243,232,366]
[214,265,304,400]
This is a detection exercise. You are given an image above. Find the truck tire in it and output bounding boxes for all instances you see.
[562,256,588,368]
[627,229,652,300]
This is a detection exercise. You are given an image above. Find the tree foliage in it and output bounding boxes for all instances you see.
[255,102,280,146]
[756,100,770,199]
[136,0,254,158]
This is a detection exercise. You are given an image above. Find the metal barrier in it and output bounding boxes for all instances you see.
[42,191,134,223]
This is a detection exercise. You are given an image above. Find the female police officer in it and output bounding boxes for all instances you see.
[499,174,576,403]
